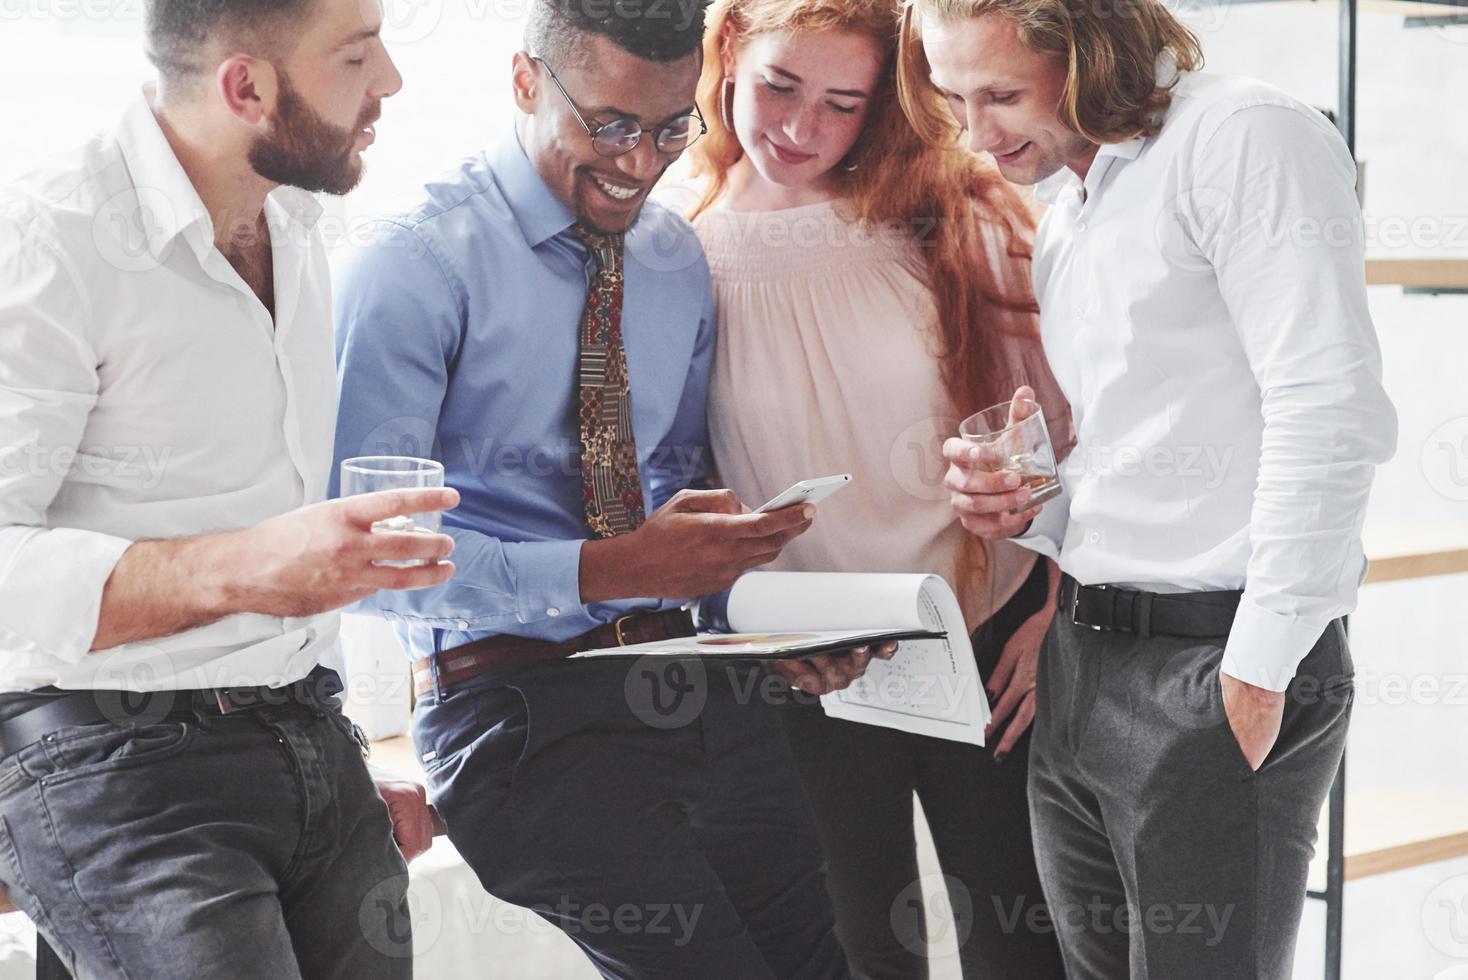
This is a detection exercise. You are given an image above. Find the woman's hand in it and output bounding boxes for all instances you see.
[984,559,1059,762]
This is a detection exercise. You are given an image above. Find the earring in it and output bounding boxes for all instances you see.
[840,154,860,173]
[720,77,735,132]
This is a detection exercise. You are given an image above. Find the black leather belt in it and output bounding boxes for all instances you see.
[1059,575,1242,640]
[0,667,344,761]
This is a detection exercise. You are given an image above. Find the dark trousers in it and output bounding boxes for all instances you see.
[414,657,849,979]
[778,560,1066,980]
[0,686,411,980]
[1029,595,1353,979]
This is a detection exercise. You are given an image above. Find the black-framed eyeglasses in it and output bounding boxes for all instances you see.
[530,54,707,158]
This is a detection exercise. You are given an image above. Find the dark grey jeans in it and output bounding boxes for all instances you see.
[1029,600,1353,980]
[0,691,411,980]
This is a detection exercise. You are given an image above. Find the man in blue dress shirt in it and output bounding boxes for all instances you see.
[331,2,863,976]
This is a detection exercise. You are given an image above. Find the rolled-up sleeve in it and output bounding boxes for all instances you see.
[331,220,590,633]
[1192,107,1397,691]
[0,217,132,664]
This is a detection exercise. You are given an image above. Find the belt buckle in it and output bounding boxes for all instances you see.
[613,614,638,646]
[212,686,269,714]
[1070,584,1110,631]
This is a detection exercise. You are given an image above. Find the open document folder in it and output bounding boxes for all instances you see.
[571,572,991,745]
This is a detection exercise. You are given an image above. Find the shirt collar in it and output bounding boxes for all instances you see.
[1034,52,1182,205]
[269,183,325,231]
[1033,165,1075,206]
[491,128,577,249]
[1033,133,1149,205]
[114,87,325,265]
[114,88,214,264]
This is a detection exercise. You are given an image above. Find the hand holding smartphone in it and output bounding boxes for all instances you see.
[755,474,852,513]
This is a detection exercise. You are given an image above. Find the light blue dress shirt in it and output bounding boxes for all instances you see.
[330,131,716,659]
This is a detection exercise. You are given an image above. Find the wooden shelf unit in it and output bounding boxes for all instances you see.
[1364,522,1468,585]
[1366,258,1468,292]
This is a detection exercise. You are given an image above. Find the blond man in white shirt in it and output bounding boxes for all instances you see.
[0,0,459,976]
[898,1,1397,977]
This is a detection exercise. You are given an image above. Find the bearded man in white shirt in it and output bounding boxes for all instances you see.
[898,1,1397,977]
[0,0,459,976]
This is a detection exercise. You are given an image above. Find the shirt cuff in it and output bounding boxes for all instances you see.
[1010,487,1069,562]
[504,537,587,626]
[0,527,133,663]
[1220,597,1330,692]
[693,588,732,633]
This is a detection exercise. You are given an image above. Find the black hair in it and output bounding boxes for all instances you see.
[144,0,314,81]
[524,0,711,66]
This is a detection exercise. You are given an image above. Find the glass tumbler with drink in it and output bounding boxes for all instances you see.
[340,456,447,567]
[958,394,1062,513]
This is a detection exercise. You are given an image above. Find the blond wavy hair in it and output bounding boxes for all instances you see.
[897,0,1203,146]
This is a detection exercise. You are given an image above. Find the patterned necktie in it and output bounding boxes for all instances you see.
[573,225,646,538]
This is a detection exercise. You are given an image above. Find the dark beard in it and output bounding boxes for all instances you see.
[249,70,376,196]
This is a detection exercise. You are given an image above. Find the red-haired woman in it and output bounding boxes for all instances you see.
[687,0,1071,975]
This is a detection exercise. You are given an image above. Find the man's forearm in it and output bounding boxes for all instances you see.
[91,532,242,651]
[578,534,641,604]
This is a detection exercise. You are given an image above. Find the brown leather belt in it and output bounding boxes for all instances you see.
[412,608,697,699]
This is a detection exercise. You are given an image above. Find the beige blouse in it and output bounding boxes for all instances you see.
[698,198,1069,631]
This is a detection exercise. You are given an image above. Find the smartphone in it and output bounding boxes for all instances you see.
[755,474,853,513]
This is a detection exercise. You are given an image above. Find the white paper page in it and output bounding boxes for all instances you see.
[727,572,928,633]
[818,575,991,746]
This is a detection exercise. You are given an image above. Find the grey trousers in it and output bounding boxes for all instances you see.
[1029,595,1352,980]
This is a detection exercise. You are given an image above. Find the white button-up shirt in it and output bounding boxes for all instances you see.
[1018,69,1397,691]
[0,91,341,693]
